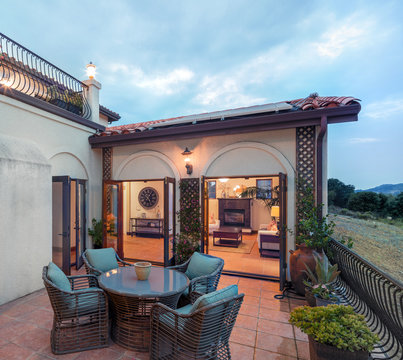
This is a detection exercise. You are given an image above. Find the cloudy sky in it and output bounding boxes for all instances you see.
[2,0,402,189]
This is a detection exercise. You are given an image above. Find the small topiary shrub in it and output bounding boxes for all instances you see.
[289,305,378,352]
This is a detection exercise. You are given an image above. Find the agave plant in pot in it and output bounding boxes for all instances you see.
[289,305,378,360]
[289,179,335,295]
[303,254,340,307]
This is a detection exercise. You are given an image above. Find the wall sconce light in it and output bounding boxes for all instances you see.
[86,62,96,79]
[182,147,193,175]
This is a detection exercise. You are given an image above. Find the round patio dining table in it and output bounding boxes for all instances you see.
[98,266,189,352]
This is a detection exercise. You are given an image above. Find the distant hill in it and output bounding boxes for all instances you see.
[356,183,403,195]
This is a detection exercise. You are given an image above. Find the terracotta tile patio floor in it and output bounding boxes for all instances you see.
[0,273,309,360]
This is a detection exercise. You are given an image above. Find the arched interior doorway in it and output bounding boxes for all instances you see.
[201,142,294,287]
[104,152,179,266]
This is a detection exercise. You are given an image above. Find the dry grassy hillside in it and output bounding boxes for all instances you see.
[329,214,403,283]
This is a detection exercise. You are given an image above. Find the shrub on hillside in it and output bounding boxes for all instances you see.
[328,178,355,208]
[348,192,380,213]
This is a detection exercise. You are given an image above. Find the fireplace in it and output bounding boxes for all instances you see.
[218,198,251,228]
[224,209,245,226]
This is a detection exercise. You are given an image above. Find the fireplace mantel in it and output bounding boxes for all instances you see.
[218,198,251,228]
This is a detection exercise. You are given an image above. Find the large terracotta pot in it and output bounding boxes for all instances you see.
[308,336,369,360]
[289,244,321,295]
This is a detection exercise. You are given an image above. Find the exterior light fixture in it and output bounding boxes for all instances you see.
[86,62,96,79]
[182,147,193,175]
[218,178,229,183]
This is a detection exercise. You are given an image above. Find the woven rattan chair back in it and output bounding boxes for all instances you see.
[42,266,109,354]
[150,293,244,359]
[168,253,225,300]
[82,248,132,276]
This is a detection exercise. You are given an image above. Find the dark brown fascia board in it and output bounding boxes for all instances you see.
[0,85,105,131]
[89,103,361,148]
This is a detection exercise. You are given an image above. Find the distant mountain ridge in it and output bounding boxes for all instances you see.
[356,183,403,195]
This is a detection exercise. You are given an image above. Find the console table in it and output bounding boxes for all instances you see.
[130,218,163,237]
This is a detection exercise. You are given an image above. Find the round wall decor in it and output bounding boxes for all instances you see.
[138,187,159,209]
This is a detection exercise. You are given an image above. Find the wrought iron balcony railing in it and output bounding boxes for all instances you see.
[328,239,403,360]
[0,32,91,120]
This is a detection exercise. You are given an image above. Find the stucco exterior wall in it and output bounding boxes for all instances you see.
[112,129,297,274]
[0,94,103,304]
[0,135,51,304]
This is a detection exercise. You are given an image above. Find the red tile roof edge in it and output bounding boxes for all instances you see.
[98,95,360,137]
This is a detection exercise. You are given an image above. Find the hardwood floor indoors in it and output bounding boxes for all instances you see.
[208,232,279,278]
[123,234,164,263]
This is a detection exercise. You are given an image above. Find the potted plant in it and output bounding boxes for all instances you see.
[289,178,335,295]
[289,305,378,360]
[304,254,340,306]
[88,218,103,249]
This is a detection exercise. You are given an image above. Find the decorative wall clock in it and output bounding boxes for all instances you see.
[138,187,159,209]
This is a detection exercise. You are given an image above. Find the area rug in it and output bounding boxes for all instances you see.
[208,237,256,254]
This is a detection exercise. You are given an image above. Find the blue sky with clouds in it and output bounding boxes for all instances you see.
[2,0,402,189]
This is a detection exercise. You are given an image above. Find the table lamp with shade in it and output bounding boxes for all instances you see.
[271,205,280,226]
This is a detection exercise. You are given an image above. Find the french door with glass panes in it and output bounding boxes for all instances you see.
[52,176,87,274]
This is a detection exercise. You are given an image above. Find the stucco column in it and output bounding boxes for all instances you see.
[82,78,103,125]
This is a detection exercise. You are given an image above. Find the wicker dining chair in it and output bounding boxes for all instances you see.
[150,286,244,359]
[168,252,224,304]
[82,247,132,276]
[42,264,109,354]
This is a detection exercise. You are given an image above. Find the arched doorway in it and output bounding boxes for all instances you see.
[104,151,179,266]
[201,142,294,287]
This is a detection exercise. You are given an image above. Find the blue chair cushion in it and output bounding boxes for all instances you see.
[185,253,221,280]
[47,262,71,292]
[86,248,119,273]
[190,285,238,313]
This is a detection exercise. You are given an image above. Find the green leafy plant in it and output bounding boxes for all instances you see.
[294,177,335,249]
[239,185,280,210]
[175,233,200,264]
[289,305,379,352]
[176,180,202,264]
[88,218,103,247]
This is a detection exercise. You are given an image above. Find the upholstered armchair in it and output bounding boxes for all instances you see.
[82,247,132,276]
[168,252,224,304]
[42,263,108,354]
[150,285,244,359]
[209,219,220,234]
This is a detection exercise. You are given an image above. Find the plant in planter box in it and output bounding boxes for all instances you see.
[289,178,335,295]
[289,305,378,360]
[303,254,340,306]
[88,218,103,248]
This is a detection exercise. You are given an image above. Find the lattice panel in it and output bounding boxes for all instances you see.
[103,147,112,181]
[103,147,112,213]
[179,178,200,233]
[296,126,315,190]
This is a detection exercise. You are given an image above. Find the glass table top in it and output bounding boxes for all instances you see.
[98,266,189,297]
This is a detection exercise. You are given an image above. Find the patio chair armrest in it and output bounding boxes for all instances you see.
[189,291,204,304]
[116,254,133,267]
[188,266,223,294]
[68,274,99,290]
[118,259,133,267]
[167,258,190,273]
